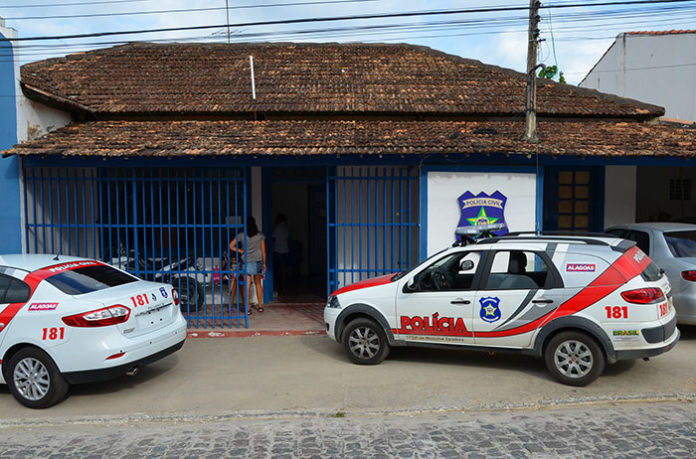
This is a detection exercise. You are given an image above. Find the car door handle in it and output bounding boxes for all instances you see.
[451,299,471,305]
[532,299,553,304]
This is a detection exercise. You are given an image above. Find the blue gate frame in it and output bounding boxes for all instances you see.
[326,166,420,296]
[22,165,250,328]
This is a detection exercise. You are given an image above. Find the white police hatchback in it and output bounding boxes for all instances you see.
[325,231,679,386]
[0,255,187,408]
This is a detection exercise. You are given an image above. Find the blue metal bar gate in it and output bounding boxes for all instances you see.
[327,166,420,296]
[22,166,249,329]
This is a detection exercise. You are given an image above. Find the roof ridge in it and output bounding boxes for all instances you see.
[624,29,696,35]
[19,42,665,119]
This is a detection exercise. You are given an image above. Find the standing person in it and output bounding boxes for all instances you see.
[272,214,289,296]
[229,217,266,313]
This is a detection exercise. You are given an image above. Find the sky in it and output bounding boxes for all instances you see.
[0,0,695,85]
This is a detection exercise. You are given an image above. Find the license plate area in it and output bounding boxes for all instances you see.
[135,302,172,330]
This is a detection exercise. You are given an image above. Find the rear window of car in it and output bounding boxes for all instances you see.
[641,261,663,282]
[664,231,696,258]
[45,265,138,295]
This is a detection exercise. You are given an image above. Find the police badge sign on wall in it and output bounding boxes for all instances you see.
[457,191,509,236]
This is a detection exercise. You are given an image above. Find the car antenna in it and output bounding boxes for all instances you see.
[53,254,60,261]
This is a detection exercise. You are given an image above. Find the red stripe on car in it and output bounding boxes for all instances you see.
[331,274,394,296]
[474,246,651,338]
[0,274,44,334]
[30,260,104,281]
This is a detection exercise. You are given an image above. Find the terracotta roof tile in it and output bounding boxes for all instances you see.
[625,30,696,35]
[20,42,663,118]
[5,119,694,158]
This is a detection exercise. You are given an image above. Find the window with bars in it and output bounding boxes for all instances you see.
[557,170,591,231]
[669,178,691,201]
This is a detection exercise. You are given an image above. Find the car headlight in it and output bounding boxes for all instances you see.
[326,295,341,309]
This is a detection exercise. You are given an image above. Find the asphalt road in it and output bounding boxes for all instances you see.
[1,326,695,425]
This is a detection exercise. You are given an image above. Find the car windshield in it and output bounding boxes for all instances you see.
[664,231,696,258]
[45,265,138,295]
[391,248,448,281]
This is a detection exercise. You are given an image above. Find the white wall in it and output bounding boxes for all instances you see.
[581,33,696,121]
[5,22,72,142]
[603,166,636,227]
[17,98,72,142]
[426,171,537,256]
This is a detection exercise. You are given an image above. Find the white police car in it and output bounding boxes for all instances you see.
[0,255,187,408]
[324,227,679,386]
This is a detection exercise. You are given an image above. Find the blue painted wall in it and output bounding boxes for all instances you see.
[0,30,22,253]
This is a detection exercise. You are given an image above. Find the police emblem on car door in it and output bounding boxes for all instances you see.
[473,249,564,347]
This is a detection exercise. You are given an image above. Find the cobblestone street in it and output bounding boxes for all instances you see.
[2,402,694,458]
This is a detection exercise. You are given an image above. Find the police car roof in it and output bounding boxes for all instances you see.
[608,222,696,232]
[0,254,92,272]
[475,233,631,250]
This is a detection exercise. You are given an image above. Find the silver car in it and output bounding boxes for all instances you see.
[606,223,696,325]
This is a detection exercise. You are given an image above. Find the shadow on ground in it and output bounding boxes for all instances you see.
[64,354,181,398]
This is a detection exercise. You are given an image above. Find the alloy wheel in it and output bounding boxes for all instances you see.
[13,357,50,401]
[348,326,381,359]
[553,340,593,378]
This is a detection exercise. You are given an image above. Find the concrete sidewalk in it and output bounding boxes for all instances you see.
[186,302,325,337]
[1,326,695,424]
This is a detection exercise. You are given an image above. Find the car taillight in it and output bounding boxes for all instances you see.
[620,288,665,304]
[172,288,179,306]
[681,270,696,282]
[62,305,130,327]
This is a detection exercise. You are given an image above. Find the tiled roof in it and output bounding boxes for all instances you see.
[20,42,663,118]
[5,119,695,158]
[625,30,696,36]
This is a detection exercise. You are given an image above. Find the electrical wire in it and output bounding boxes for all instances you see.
[0,0,379,21]
[4,2,693,50]
[0,0,153,9]
[2,0,695,42]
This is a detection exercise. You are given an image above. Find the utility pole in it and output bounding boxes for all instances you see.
[524,0,542,142]
[225,0,231,43]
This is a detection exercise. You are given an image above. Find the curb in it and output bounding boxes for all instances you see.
[1,392,693,429]
[186,330,326,338]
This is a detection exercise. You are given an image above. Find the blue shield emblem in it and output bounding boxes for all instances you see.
[479,296,502,323]
[457,191,508,236]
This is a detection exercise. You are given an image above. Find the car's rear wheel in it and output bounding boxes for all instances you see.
[7,347,69,409]
[342,318,390,365]
[544,331,605,386]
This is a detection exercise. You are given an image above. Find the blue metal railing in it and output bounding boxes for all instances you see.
[327,166,419,296]
[23,166,249,329]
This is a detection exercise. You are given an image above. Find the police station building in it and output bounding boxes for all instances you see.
[3,42,695,328]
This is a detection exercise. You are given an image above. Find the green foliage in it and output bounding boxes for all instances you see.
[538,65,566,84]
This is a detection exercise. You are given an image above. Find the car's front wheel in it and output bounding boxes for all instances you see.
[6,347,69,408]
[342,318,390,365]
[544,331,605,386]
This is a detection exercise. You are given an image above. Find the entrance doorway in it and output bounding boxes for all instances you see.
[266,168,327,303]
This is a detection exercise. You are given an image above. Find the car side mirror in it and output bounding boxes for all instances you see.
[459,260,475,271]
